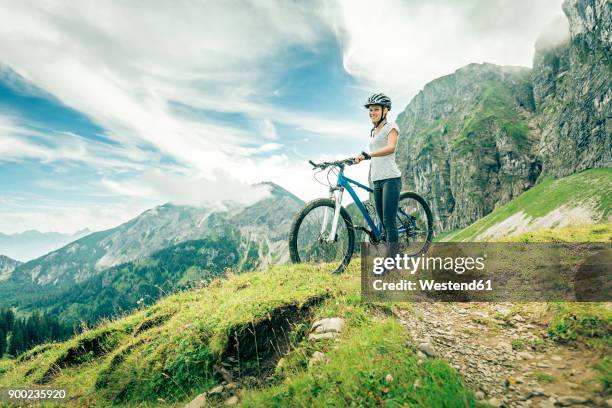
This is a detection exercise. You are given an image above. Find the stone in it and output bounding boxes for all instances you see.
[312,318,345,334]
[276,358,286,369]
[413,379,421,389]
[537,401,555,408]
[513,314,525,322]
[224,396,239,406]
[487,397,501,407]
[308,332,337,341]
[417,342,438,358]
[517,351,534,360]
[308,351,327,367]
[527,388,546,398]
[385,374,394,383]
[604,398,612,408]
[556,395,588,406]
[184,393,207,408]
[475,390,485,400]
[208,385,224,395]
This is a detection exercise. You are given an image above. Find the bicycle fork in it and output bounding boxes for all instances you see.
[321,187,344,242]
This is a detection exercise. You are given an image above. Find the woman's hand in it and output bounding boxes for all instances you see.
[355,154,365,163]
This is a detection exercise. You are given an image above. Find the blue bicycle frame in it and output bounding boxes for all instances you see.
[329,166,406,242]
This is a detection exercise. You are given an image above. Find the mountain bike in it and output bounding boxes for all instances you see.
[288,156,433,274]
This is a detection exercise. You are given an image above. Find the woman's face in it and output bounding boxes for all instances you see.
[369,105,388,123]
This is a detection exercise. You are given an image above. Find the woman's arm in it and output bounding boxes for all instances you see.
[370,128,398,157]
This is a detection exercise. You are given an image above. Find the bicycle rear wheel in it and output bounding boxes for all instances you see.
[289,198,355,274]
[396,192,433,256]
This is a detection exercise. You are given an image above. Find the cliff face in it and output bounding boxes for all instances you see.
[395,63,541,232]
[533,0,611,177]
[395,0,610,233]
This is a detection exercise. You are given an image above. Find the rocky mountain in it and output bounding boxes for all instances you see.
[0,182,303,313]
[395,63,540,232]
[395,0,610,233]
[0,229,90,262]
[0,254,21,281]
[533,0,611,178]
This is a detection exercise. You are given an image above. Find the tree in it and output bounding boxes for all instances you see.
[7,324,24,356]
[0,327,6,358]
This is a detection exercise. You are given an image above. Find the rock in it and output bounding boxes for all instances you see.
[308,351,327,367]
[535,363,550,368]
[312,318,345,334]
[488,397,501,407]
[475,390,485,400]
[537,401,555,408]
[513,314,525,322]
[413,379,421,389]
[527,388,546,398]
[208,385,224,395]
[224,396,239,406]
[417,342,438,358]
[225,382,237,390]
[184,393,207,408]
[517,351,534,360]
[308,332,337,341]
[276,358,286,369]
[556,395,588,406]
[385,374,394,383]
[604,398,612,408]
[416,350,427,360]
[550,355,562,362]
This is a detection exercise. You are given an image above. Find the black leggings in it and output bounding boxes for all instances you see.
[373,177,401,245]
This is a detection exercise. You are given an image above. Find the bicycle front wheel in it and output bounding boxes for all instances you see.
[288,198,355,274]
[396,192,433,256]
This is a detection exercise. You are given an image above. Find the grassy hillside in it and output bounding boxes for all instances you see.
[0,261,477,407]
[442,168,612,242]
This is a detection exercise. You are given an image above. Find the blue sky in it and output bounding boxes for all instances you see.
[0,0,565,234]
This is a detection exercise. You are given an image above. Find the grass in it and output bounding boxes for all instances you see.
[505,223,612,243]
[530,371,556,383]
[0,260,479,407]
[511,339,525,351]
[545,302,611,348]
[452,80,532,154]
[445,168,612,242]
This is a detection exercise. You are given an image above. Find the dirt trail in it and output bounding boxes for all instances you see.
[396,302,608,408]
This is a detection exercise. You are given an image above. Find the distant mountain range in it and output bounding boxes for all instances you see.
[0,229,91,262]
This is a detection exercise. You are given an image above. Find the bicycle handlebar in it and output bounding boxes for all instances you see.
[308,157,357,170]
[309,151,372,170]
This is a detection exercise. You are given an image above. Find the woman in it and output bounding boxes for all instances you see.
[355,93,401,258]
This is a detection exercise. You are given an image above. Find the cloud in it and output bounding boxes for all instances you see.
[0,199,151,234]
[0,114,156,171]
[535,15,570,50]
[102,169,273,208]
[332,0,564,108]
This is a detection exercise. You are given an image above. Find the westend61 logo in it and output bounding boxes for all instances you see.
[360,242,612,302]
[372,253,485,275]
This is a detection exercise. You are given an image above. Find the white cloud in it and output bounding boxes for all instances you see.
[0,114,156,171]
[102,169,273,207]
[0,200,151,234]
[333,0,564,108]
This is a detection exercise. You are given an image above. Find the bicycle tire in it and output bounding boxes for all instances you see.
[397,191,434,256]
[288,198,355,274]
